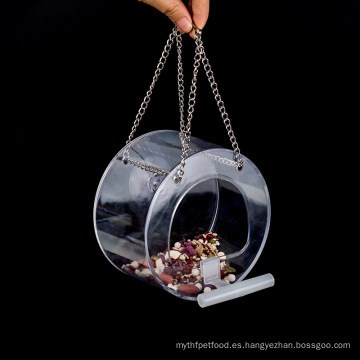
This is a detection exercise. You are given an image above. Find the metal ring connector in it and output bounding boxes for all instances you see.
[192,24,202,36]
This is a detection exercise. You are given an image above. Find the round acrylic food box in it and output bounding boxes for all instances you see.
[93,130,272,307]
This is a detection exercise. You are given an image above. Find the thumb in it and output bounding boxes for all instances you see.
[139,0,193,33]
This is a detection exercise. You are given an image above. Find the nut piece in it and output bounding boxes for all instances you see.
[178,285,201,295]
[165,250,181,261]
[130,261,139,269]
[138,268,152,278]
[155,258,165,274]
[191,268,200,277]
[195,244,203,257]
[228,274,236,282]
[174,242,181,249]
[138,258,155,268]
[159,273,175,285]
[168,283,179,291]
[195,283,203,290]
[203,287,212,293]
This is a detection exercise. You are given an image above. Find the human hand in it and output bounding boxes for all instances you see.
[139,0,210,38]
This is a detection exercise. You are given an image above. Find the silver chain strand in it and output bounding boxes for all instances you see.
[173,29,203,183]
[122,27,185,177]
[176,31,186,135]
[125,158,169,176]
[196,33,243,171]
[123,27,179,166]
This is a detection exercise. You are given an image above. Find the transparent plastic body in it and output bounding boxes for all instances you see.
[94,130,270,301]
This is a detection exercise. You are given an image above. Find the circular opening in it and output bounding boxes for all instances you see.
[145,178,250,300]
[169,178,248,257]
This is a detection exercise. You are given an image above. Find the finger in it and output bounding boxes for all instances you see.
[189,0,209,29]
[139,0,193,33]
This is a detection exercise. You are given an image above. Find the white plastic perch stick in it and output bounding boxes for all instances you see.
[197,273,275,308]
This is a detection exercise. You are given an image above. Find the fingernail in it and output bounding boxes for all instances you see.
[176,17,192,33]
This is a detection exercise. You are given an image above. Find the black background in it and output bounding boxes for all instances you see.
[1,0,358,354]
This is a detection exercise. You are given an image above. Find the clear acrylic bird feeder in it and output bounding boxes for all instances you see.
[93,28,274,307]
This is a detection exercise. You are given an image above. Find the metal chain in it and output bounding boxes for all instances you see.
[123,26,243,181]
[125,158,169,176]
[173,30,203,183]
[123,27,179,164]
[122,27,187,178]
[196,33,243,171]
[176,31,186,135]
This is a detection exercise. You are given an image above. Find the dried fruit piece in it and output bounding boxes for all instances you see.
[159,273,175,285]
[182,243,196,257]
[195,283,203,290]
[195,244,203,256]
[220,270,228,278]
[207,243,216,252]
[138,258,155,268]
[224,265,236,273]
[155,258,165,274]
[175,273,182,280]
[151,255,159,261]
[178,285,201,295]
[203,284,217,290]
[163,267,173,275]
